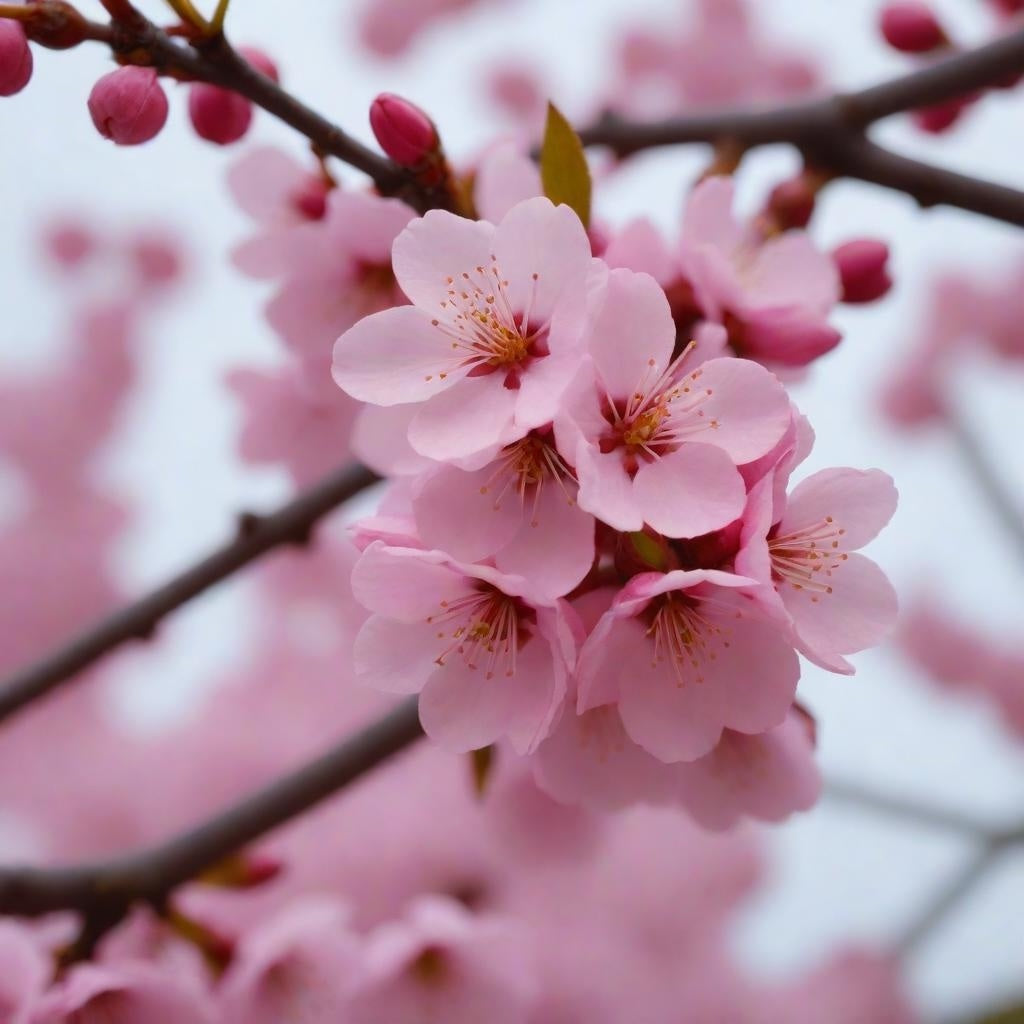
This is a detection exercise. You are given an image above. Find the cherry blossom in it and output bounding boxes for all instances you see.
[333,196,595,461]
[576,567,800,762]
[559,267,791,538]
[350,540,575,752]
[737,466,898,674]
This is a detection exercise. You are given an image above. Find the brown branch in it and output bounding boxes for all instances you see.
[578,27,1024,227]
[0,698,423,957]
[0,463,378,724]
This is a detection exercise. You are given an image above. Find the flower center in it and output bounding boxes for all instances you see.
[768,515,848,601]
[426,586,534,680]
[429,258,548,386]
[644,593,731,687]
[598,351,719,470]
[478,432,576,524]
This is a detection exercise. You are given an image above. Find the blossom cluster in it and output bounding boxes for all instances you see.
[313,168,900,826]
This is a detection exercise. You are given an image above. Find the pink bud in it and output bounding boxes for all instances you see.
[88,66,168,145]
[879,2,946,53]
[912,95,973,134]
[239,45,279,84]
[833,239,892,304]
[0,21,33,97]
[370,92,438,167]
[188,83,252,145]
[767,177,817,230]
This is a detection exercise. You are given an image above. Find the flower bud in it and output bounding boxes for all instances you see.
[239,46,279,84]
[188,83,252,145]
[88,67,168,145]
[370,92,438,167]
[766,177,817,231]
[43,219,95,271]
[0,21,32,97]
[833,239,892,304]
[130,232,183,289]
[912,96,972,134]
[879,2,947,53]
[21,1,88,50]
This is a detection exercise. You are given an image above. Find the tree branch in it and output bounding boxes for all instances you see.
[0,463,378,724]
[0,697,423,955]
[578,27,1024,227]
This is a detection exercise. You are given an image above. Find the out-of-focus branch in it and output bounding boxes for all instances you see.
[947,410,1024,566]
[824,778,1004,838]
[0,698,423,960]
[0,463,379,724]
[578,27,1024,226]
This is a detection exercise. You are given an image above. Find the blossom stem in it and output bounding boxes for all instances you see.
[947,410,1024,566]
[0,697,424,961]
[0,462,379,724]
[208,0,230,33]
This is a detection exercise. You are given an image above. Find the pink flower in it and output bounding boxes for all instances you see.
[411,428,595,599]
[269,189,413,383]
[536,697,819,826]
[680,177,841,366]
[33,962,214,1024]
[333,196,594,461]
[576,568,800,762]
[370,93,438,167]
[219,900,360,1024]
[227,365,360,486]
[736,466,898,674]
[560,267,791,538]
[227,146,330,279]
[350,541,575,753]
[472,142,542,224]
[346,896,537,1024]
[88,67,168,146]
[358,0,498,57]
[0,921,51,1023]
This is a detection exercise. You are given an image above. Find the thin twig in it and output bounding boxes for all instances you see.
[947,410,1024,566]
[0,463,379,724]
[824,778,1001,839]
[0,698,423,956]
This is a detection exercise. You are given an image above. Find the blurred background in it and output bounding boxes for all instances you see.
[0,0,1022,1016]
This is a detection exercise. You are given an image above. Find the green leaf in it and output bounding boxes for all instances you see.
[540,101,592,228]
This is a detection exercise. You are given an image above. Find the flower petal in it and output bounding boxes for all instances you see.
[409,374,520,460]
[354,617,445,693]
[783,468,898,550]
[351,543,471,622]
[332,306,462,406]
[634,443,746,538]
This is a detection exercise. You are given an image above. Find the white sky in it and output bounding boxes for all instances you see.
[0,0,1022,1016]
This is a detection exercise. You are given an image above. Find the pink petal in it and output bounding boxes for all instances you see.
[491,196,592,328]
[227,146,306,222]
[534,705,675,810]
[324,191,414,264]
[474,142,543,223]
[740,309,842,367]
[747,232,839,313]
[351,543,471,621]
[783,468,898,550]
[513,350,581,431]
[635,444,746,538]
[603,218,675,285]
[673,711,821,829]
[586,268,675,398]
[495,481,595,600]
[418,659,520,752]
[574,441,643,531]
[392,209,495,312]
[682,176,745,255]
[783,552,898,662]
[332,305,461,406]
[352,404,434,477]
[409,374,519,460]
[413,463,523,563]
[677,357,791,463]
[353,616,446,694]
